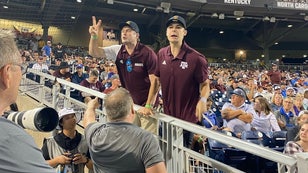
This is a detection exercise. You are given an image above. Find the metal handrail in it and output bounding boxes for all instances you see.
[21,68,303,173]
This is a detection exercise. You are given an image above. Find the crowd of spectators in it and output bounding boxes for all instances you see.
[199,62,308,170]
[20,41,308,132]
[21,42,120,103]
[17,35,308,172]
[207,63,308,131]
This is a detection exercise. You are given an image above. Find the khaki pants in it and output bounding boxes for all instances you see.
[133,112,157,135]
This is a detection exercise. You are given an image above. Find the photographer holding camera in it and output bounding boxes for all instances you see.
[0,30,54,172]
[41,108,93,173]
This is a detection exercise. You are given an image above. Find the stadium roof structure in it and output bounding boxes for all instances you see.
[1,0,308,54]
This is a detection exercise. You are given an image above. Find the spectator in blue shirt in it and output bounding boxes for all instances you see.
[41,40,52,65]
[200,99,220,130]
[274,96,296,130]
[71,64,88,101]
[42,41,52,57]
[72,64,89,84]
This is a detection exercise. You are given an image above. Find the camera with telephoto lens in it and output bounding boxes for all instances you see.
[4,107,59,132]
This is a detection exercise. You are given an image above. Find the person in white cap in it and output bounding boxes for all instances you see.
[286,87,296,97]
[41,108,93,173]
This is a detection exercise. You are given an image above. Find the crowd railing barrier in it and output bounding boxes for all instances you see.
[20,68,306,173]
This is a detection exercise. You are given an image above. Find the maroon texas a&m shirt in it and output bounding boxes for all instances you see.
[115,42,157,106]
[155,42,208,123]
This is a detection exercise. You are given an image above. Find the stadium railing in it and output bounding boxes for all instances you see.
[20,68,306,173]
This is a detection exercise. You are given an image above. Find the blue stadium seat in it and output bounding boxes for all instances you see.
[259,131,287,172]
[223,148,249,165]
[240,130,269,172]
[270,131,287,152]
[260,132,273,147]
[207,138,229,162]
[241,130,264,145]
[208,131,250,171]
[221,130,237,137]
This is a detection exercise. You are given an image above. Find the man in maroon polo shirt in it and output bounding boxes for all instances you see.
[88,17,158,133]
[151,15,210,147]
[53,61,72,81]
[267,63,281,85]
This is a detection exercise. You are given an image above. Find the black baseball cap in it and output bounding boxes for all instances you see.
[119,21,139,33]
[59,61,70,69]
[166,15,187,29]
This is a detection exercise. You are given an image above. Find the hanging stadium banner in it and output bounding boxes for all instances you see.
[276,0,308,10]
[13,25,37,33]
[208,0,308,10]
[208,0,265,7]
[223,0,251,5]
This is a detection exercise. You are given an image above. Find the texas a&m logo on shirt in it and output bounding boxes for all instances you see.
[180,61,188,69]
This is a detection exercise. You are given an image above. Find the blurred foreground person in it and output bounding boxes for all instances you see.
[284,121,308,155]
[83,88,167,173]
[286,110,308,143]
[284,121,308,173]
[0,30,54,172]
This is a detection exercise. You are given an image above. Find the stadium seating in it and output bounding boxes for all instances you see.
[270,131,287,152]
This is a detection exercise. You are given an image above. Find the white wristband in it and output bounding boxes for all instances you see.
[200,97,207,103]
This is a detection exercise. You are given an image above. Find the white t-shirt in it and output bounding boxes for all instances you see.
[32,63,49,71]
[100,45,121,61]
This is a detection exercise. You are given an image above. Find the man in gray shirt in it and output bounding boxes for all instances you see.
[0,29,54,173]
[83,88,166,173]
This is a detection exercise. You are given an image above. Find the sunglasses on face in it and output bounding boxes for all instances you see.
[126,57,133,72]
